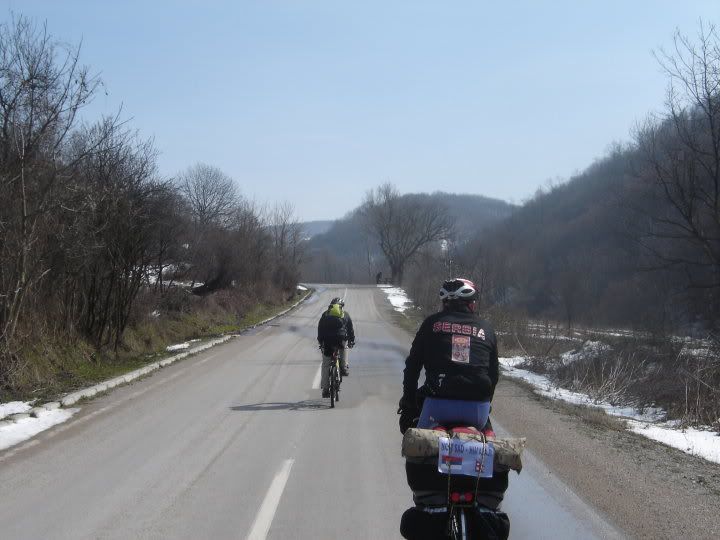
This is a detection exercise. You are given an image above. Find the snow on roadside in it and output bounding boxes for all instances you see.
[500,357,720,464]
[166,342,191,352]
[500,357,664,422]
[0,401,32,419]
[380,286,412,313]
[627,421,720,464]
[560,341,611,365]
[297,284,308,291]
[0,408,79,451]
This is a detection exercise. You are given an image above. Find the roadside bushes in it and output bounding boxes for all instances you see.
[517,334,720,429]
[0,17,304,396]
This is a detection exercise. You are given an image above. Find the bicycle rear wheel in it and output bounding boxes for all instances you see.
[334,364,341,402]
[449,508,468,540]
[329,364,336,408]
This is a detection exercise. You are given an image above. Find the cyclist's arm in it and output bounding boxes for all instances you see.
[402,319,429,404]
[344,313,355,342]
[488,331,499,396]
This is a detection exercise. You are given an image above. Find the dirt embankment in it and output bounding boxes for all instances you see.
[493,377,720,540]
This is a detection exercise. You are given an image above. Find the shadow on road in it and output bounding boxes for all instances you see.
[230,400,328,412]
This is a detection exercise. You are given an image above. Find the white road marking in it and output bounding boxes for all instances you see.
[311,365,322,389]
[246,458,295,540]
[196,353,219,365]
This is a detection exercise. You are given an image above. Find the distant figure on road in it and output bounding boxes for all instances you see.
[376,271,383,284]
[317,297,355,397]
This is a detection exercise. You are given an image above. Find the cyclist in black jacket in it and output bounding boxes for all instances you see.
[398,278,499,433]
[317,297,355,397]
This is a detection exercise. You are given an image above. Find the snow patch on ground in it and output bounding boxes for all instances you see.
[166,342,191,352]
[0,408,79,451]
[0,401,32,419]
[500,357,720,464]
[500,357,664,422]
[627,421,720,464]
[296,285,308,291]
[560,340,611,365]
[380,286,412,312]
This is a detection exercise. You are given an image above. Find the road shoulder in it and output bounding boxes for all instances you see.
[495,375,720,539]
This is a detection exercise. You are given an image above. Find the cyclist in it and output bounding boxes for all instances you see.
[317,297,355,397]
[398,278,498,433]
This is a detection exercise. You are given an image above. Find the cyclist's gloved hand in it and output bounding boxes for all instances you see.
[398,396,419,434]
[348,340,355,348]
[399,410,418,434]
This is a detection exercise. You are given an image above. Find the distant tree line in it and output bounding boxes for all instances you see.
[301,190,514,284]
[0,17,303,390]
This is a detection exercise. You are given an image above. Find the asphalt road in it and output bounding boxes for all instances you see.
[0,285,623,539]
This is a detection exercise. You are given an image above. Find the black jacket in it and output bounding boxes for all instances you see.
[317,309,355,343]
[402,308,499,403]
[343,312,355,342]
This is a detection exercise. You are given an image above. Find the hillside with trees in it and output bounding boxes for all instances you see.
[301,190,515,284]
[442,25,720,338]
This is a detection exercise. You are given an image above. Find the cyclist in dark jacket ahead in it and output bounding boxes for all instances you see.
[399,278,499,433]
[317,297,355,397]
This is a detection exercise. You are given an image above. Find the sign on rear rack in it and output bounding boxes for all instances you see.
[437,437,494,478]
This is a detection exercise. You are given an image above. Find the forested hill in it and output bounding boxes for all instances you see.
[473,150,650,328]
[301,192,515,283]
[447,136,714,333]
[300,220,334,239]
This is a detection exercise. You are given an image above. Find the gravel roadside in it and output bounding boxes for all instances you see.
[492,376,720,540]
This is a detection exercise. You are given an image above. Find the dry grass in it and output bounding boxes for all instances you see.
[505,321,720,431]
[1,287,310,402]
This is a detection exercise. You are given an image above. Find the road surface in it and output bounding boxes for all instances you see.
[0,285,622,539]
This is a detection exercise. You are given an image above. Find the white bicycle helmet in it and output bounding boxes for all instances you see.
[439,278,478,301]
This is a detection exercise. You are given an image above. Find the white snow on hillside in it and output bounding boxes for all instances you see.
[500,357,720,464]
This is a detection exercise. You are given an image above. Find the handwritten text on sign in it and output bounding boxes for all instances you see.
[437,437,494,478]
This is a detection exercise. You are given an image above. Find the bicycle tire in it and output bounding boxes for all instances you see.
[335,364,341,402]
[449,508,468,540]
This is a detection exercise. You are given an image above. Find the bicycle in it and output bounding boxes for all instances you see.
[401,419,510,540]
[320,344,342,408]
[444,430,490,540]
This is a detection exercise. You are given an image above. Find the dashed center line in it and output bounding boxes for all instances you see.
[311,365,322,389]
[246,458,295,540]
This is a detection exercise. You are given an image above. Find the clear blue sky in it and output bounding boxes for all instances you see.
[3,1,718,220]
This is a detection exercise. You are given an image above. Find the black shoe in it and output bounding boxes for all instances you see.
[322,389,330,398]
[341,367,349,377]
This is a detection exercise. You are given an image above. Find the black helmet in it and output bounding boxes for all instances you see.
[439,278,478,302]
[330,297,345,307]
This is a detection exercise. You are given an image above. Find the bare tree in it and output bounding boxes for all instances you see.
[362,183,454,285]
[269,202,304,291]
[62,120,166,349]
[635,22,720,323]
[178,163,238,228]
[177,163,239,287]
[0,16,101,368]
